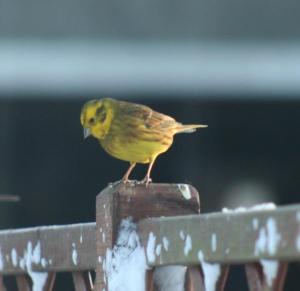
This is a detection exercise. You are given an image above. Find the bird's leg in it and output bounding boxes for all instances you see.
[140,158,156,186]
[121,162,136,183]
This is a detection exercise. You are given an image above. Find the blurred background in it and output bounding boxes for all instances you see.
[0,0,300,289]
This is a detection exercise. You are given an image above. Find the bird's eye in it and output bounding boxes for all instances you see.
[96,105,104,116]
[99,112,107,123]
[89,117,95,124]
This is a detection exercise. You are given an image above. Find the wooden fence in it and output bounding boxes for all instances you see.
[0,183,299,290]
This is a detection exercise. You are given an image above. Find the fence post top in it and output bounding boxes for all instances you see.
[99,182,199,203]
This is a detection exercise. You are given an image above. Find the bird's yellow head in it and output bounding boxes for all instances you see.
[80,98,114,140]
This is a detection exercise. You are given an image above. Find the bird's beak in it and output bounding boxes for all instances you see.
[83,127,91,139]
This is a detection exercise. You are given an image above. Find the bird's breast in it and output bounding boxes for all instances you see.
[100,128,173,164]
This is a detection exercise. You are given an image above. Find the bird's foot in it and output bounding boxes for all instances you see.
[108,179,138,188]
[122,179,139,185]
[138,176,152,187]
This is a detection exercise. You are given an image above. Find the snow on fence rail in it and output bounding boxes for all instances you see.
[0,183,299,290]
[139,204,300,265]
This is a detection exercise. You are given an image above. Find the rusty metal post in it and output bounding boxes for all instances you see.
[95,183,200,291]
[217,266,230,291]
[245,262,288,291]
[185,266,205,291]
[185,265,229,291]
[16,274,31,291]
[72,271,93,291]
[43,272,56,291]
[0,276,7,291]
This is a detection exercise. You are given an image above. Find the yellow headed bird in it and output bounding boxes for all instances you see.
[80,98,207,185]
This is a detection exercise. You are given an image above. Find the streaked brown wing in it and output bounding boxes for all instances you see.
[117,100,177,131]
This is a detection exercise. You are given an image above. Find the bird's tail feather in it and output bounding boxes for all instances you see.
[176,124,208,133]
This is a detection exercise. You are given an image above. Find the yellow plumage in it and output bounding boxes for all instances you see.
[80,98,207,184]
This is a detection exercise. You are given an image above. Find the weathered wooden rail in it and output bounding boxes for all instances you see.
[0,183,299,290]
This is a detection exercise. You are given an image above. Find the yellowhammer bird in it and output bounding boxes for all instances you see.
[80,98,207,185]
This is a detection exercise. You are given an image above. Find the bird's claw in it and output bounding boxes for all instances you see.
[138,176,152,187]
[108,179,139,188]
[109,177,152,188]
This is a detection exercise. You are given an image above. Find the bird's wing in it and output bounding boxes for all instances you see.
[117,101,177,130]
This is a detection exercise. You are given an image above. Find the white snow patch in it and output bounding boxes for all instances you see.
[155,244,162,256]
[297,234,300,251]
[255,227,267,255]
[252,218,259,230]
[146,232,156,263]
[11,248,18,267]
[260,260,279,287]
[28,273,48,290]
[249,203,277,211]
[154,266,187,291]
[255,218,281,255]
[178,184,192,200]
[211,234,217,252]
[179,230,185,240]
[104,218,148,291]
[41,258,47,268]
[0,223,94,236]
[162,237,169,251]
[0,247,3,270]
[19,258,25,269]
[102,233,106,243]
[72,243,78,265]
[296,212,300,251]
[184,235,192,256]
[266,218,281,255]
[222,202,276,213]
[32,242,41,264]
[198,250,221,291]
[80,225,83,244]
[23,241,48,291]
[29,271,48,290]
